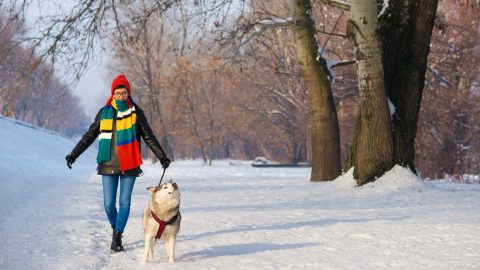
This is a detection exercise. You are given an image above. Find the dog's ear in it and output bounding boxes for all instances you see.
[147,186,157,193]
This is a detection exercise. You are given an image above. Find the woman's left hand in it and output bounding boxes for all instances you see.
[160,157,171,169]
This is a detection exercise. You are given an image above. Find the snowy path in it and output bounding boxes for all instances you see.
[1,117,480,269]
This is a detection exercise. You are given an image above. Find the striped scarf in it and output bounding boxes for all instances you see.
[97,96,143,171]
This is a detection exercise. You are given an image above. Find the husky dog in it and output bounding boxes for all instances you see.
[141,181,181,263]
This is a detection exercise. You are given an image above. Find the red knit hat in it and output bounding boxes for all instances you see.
[111,74,131,95]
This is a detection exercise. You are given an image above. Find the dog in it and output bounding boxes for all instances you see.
[141,180,181,263]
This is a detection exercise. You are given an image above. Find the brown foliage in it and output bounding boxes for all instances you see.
[417,0,480,179]
[17,0,474,178]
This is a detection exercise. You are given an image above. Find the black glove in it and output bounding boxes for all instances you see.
[65,154,76,169]
[160,157,171,169]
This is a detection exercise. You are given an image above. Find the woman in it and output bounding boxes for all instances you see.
[65,74,171,252]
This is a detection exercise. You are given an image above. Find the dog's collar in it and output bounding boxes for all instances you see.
[151,211,180,240]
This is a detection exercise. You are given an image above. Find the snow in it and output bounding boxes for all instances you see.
[1,115,480,270]
[378,0,390,18]
[388,98,396,118]
[256,18,292,28]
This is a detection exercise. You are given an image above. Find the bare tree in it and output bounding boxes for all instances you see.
[416,0,479,180]
[292,0,342,180]
[344,0,393,185]
[0,12,88,134]
[217,0,343,179]
[381,0,439,174]
[320,0,439,185]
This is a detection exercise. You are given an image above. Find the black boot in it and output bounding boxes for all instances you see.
[111,229,124,252]
[110,225,116,251]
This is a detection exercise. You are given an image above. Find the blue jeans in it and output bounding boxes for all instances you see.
[102,175,136,233]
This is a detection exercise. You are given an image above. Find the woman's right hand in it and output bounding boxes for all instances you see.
[65,154,76,169]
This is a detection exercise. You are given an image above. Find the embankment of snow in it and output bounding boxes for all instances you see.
[329,165,425,191]
[0,115,96,226]
[364,165,425,190]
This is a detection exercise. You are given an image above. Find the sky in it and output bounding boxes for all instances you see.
[1,115,479,269]
[25,1,109,119]
[74,59,109,118]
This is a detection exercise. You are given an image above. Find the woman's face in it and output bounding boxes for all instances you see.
[113,87,129,101]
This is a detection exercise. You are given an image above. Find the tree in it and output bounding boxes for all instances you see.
[330,0,439,185]
[13,0,474,182]
[0,12,88,135]
[416,0,479,180]
[381,0,439,173]
[220,0,345,179]
[107,2,178,161]
[345,0,394,185]
[293,0,341,181]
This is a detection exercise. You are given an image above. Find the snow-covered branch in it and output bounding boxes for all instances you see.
[237,28,266,55]
[378,0,391,17]
[274,70,300,77]
[254,17,294,31]
[271,88,301,109]
[238,17,294,55]
[318,0,351,11]
[427,66,453,87]
[327,59,356,69]
[323,59,355,82]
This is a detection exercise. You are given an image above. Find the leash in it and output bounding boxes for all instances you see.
[158,167,166,186]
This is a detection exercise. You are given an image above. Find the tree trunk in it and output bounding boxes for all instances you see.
[183,77,208,165]
[381,0,439,173]
[348,0,393,185]
[293,0,341,181]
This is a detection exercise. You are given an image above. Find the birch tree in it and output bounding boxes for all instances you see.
[345,0,393,185]
[329,0,439,185]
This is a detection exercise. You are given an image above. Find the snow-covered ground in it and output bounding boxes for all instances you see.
[1,115,479,270]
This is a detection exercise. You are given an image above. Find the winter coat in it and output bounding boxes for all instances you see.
[69,105,168,176]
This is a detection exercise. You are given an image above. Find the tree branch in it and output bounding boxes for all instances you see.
[329,59,356,68]
[317,0,351,11]
[427,66,453,87]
